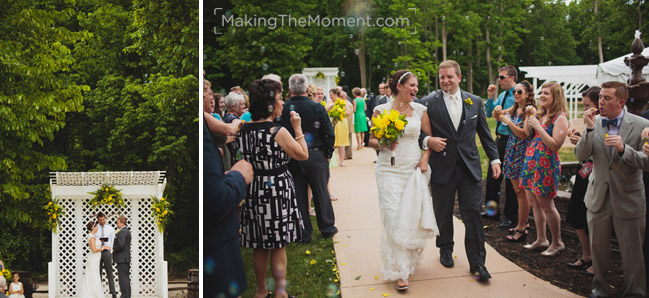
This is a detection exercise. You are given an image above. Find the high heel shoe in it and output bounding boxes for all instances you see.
[506,228,528,242]
[523,240,549,251]
[541,244,565,256]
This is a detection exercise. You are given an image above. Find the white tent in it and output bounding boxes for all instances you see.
[597,47,649,84]
[519,47,649,119]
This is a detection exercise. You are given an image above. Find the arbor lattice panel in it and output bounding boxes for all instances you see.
[49,172,167,298]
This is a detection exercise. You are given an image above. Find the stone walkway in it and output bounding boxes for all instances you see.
[329,145,581,298]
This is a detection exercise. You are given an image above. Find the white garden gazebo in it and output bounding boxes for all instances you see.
[48,171,168,298]
[303,67,339,95]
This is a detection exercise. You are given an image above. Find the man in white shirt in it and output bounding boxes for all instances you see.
[96,212,117,298]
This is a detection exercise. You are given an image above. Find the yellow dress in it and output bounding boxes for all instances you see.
[334,118,350,147]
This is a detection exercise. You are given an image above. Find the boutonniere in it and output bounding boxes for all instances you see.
[116,229,120,234]
[464,98,473,108]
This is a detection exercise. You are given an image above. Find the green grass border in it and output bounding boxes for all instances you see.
[240,216,340,298]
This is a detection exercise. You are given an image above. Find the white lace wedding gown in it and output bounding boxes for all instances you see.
[77,234,105,298]
[374,102,439,281]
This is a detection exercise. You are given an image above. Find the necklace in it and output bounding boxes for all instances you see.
[392,101,411,114]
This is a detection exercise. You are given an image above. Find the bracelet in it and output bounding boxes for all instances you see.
[295,135,305,140]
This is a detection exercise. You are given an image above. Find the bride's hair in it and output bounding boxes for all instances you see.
[86,221,96,231]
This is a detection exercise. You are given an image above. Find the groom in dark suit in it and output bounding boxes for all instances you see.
[420,60,501,280]
[113,216,131,298]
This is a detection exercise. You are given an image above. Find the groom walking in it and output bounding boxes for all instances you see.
[420,60,501,280]
[97,213,118,297]
[113,216,131,298]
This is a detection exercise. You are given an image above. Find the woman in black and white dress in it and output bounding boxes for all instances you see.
[236,78,309,298]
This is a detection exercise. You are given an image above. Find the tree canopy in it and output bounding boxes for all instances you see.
[207,0,648,97]
[0,0,198,275]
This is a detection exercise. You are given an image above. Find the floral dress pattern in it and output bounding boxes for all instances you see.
[503,114,530,179]
[520,114,565,198]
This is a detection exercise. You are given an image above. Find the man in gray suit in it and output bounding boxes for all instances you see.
[575,81,649,298]
[113,216,132,298]
[419,60,500,280]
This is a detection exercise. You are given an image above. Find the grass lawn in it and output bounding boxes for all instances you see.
[477,117,577,176]
[239,216,340,298]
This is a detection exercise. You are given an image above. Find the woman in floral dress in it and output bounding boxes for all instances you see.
[519,81,569,256]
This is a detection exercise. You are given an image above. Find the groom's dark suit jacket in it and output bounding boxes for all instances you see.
[419,90,499,183]
[112,226,131,264]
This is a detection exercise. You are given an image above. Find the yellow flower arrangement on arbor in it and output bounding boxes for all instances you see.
[88,184,125,209]
[43,199,64,233]
[370,109,408,166]
[151,196,173,233]
[328,99,346,124]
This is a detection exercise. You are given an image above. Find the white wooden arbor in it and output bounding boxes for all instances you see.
[303,67,339,96]
[48,171,168,298]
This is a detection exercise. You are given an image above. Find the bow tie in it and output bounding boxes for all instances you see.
[601,118,618,128]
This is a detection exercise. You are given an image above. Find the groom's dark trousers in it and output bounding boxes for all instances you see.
[431,160,486,266]
[100,250,117,297]
[420,89,499,269]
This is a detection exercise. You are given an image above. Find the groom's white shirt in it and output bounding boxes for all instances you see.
[95,223,116,248]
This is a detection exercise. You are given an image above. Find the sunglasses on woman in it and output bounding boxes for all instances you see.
[513,89,525,95]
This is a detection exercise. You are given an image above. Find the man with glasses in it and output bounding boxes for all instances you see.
[483,65,519,229]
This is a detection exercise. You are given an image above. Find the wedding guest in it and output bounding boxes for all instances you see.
[494,80,535,242]
[0,259,4,270]
[0,276,8,298]
[231,86,252,122]
[361,88,372,147]
[352,88,368,150]
[576,81,649,298]
[484,65,519,228]
[341,91,354,160]
[237,79,308,298]
[204,85,233,170]
[223,91,247,123]
[278,74,337,243]
[330,89,351,167]
[376,83,387,105]
[204,116,253,298]
[213,93,224,120]
[566,86,600,277]
[7,273,24,298]
[520,81,568,256]
[327,88,349,167]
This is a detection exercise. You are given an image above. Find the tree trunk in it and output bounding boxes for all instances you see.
[467,42,473,94]
[356,26,367,88]
[496,0,504,64]
[442,19,447,61]
[485,2,493,84]
[435,16,439,90]
[595,0,604,63]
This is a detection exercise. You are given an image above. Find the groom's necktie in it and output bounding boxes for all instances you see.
[449,95,461,130]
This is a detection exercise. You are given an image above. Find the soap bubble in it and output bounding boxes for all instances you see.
[314,121,321,129]
[260,46,266,54]
[262,63,269,71]
[325,283,339,297]
[204,257,215,274]
[485,201,498,217]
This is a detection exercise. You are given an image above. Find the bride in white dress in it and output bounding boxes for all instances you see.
[370,70,439,290]
[77,221,109,298]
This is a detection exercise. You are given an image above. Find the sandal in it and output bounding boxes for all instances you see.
[506,228,528,242]
[508,223,530,233]
[396,279,409,291]
[330,194,338,201]
[568,258,592,268]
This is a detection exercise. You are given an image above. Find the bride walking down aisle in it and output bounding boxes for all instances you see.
[370,70,439,291]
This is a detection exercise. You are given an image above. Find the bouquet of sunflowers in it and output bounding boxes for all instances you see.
[88,184,126,209]
[328,99,346,124]
[151,196,173,233]
[44,199,64,233]
[1,268,10,282]
[370,109,408,166]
